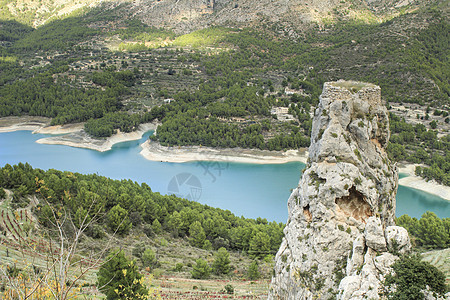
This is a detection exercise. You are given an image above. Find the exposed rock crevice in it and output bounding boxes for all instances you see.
[303,205,312,222]
[335,187,372,223]
[269,81,409,300]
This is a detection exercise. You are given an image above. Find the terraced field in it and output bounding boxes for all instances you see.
[422,248,450,286]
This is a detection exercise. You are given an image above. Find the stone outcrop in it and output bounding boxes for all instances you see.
[5,0,430,34]
[269,81,410,299]
[124,0,429,34]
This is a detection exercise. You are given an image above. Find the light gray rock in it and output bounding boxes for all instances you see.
[422,287,450,300]
[269,81,410,300]
[374,252,398,275]
[364,217,387,252]
[347,234,365,275]
[338,276,361,300]
[385,226,411,254]
[339,248,383,300]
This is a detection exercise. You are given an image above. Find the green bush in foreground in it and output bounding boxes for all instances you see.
[97,250,148,300]
[191,258,211,279]
[383,254,447,299]
[142,249,156,269]
[212,247,231,275]
[247,260,260,280]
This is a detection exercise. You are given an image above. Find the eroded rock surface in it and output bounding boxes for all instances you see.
[269,81,410,299]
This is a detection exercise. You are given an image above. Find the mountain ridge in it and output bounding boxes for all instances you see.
[1,0,445,32]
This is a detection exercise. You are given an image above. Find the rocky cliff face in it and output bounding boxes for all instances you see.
[269,81,411,299]
[3,0,428,32]
[127,0,423,33]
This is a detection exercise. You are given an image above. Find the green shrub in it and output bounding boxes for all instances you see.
[383,254,446,299]
[212,247,231,275]
[174,263,183,272]
[222,284,234,294]
[132,242,146,258]
[191,259,210,279]
[141,249,156,268]
[247,261,260,280]
[97,250,148,300]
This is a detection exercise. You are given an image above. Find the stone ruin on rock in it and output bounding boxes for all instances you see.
[269,81,412,300]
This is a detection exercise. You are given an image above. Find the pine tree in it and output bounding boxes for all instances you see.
[212,247,231,275]
[417,211,448,248]
[97,250,148,300]
[152,219,161,234]
[107,204,131,235]
[247,260,260,280]
[141,248,156,268]
[191,259,210,279]
[249,232,271,258]
[189,221,206,248]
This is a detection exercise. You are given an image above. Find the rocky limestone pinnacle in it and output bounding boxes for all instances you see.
[269,80,411,300]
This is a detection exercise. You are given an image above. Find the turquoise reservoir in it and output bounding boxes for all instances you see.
[0,130,448,222]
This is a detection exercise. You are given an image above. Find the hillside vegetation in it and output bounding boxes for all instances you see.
[0,163,449,297]
[0,0,439,29]
[0,1,448,297]
[0,163,284,256]
[0,162,281,298]
[1,2,449,182]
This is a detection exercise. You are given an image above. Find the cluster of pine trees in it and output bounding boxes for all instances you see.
[0,163,284,258]
[397,212,450,249]
[388,113,450,185]
[0,71,125,125]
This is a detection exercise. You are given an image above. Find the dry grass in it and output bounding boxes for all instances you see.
[154,276,269,299]
[330,81,376,93]
[422,248,450,286]
[0,199,273,299]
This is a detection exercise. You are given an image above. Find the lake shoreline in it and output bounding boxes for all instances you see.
[1,117,449,201]
[0,116,158,152]
[139,140,309,164]
[0,116,52,133]
[139,142,450,200]
[398,164,450,201]
[35,123,158,152]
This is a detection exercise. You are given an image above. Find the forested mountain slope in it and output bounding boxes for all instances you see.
[0,0,443,31]
[0,0,448,183]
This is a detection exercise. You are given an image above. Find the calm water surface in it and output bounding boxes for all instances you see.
[0,130,448,222]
